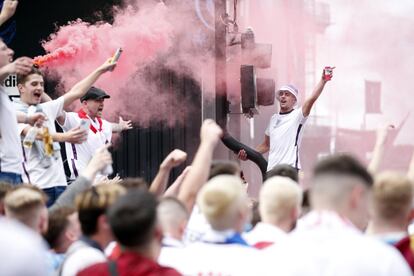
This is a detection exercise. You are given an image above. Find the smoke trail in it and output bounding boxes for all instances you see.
[318,0,414,145]
[39,0,214,126]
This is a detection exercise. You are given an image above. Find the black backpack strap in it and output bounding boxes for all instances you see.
[108,260,119,276]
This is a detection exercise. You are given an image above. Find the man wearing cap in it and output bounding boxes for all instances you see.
[238,69,333,172]
[15,60,116,206]
[57,86,132,183]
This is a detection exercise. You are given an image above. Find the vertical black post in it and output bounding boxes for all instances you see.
[215,0,227,129]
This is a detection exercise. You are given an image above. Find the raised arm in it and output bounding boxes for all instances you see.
[0,0,18,26]
[63,59,115,108]
[302,67,334,117]
[149,149,187,196]
[178,119,223,212]
[408,148,414,181]
[163,166,191,197]
[49,144,112,211]
[0,57,32,83]
[367,124,393,175]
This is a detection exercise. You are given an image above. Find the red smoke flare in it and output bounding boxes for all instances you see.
[33,46,78,67]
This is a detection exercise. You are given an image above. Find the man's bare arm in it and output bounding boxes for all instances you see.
[149,149,187,196]
[408,148,414,181]
[177,120,223,212]
[20,125,87,144]
[256,135,270,154]
[0,0,18,26]
[368,124,394,175]
[62,59,116,108]
[111,116,133,133]
[302,68,333,117]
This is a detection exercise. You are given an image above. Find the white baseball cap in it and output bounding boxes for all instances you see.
[277,84,299,101]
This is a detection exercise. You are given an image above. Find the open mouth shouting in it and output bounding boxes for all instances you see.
[33,91,42,102]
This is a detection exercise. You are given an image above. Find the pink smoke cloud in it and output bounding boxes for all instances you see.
[38,1,213,126]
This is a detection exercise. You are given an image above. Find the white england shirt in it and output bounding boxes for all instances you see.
[265,108,307,171]
[243,222,287,249]
[0,87,23,174]
[262,211,412,276]
[160,229,261,276]
[16,97,67,189]
[61,112,112,181]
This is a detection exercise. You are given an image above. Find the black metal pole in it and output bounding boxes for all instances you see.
[215,0,228,129]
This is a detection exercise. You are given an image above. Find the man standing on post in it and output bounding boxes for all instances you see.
[239,68,334,172]
[56,86,132,183]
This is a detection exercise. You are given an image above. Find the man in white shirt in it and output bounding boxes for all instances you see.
[15,60,116,206]
[160,175,260,276]
[263,154,411,276]
[238,68,333,171]
[59,184,125,276]
[244,176,302,249]
[366,172,413,245]
[0,39,33,184]
[57,86,132,183]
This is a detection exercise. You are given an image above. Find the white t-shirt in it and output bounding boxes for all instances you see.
[0,88,23,174]
[265,108,307,171]
[243,222,287,248]
[0,218,49,276]
[61,112,112,180]
[183,205,212,243]
[160,230,261,276]
[262,211,412,276]
[15,97,67,189]
[60,240,106,276]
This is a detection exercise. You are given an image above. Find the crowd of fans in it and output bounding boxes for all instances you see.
[1,1,414,276]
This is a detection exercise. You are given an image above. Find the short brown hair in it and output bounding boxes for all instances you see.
[75,184,125,236]
[209,160,240,180]
[120,177,148,190]
[17,66,43,85]
[373,172,413,220]
[44,206,76,249]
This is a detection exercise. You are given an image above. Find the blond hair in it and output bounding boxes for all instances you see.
[4,185,47,231]
[259,176,302,223]
[197,175,248,231]
[373,172,413,221]
[75,184,126,211]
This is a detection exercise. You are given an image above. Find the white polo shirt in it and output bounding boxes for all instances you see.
[0,88,23,175]
[61,112,112,180]
[262,211,412,276]
[15,97,67,189]
[243,222,288,249]
[265,108,307,171]
[60,240,106,276]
